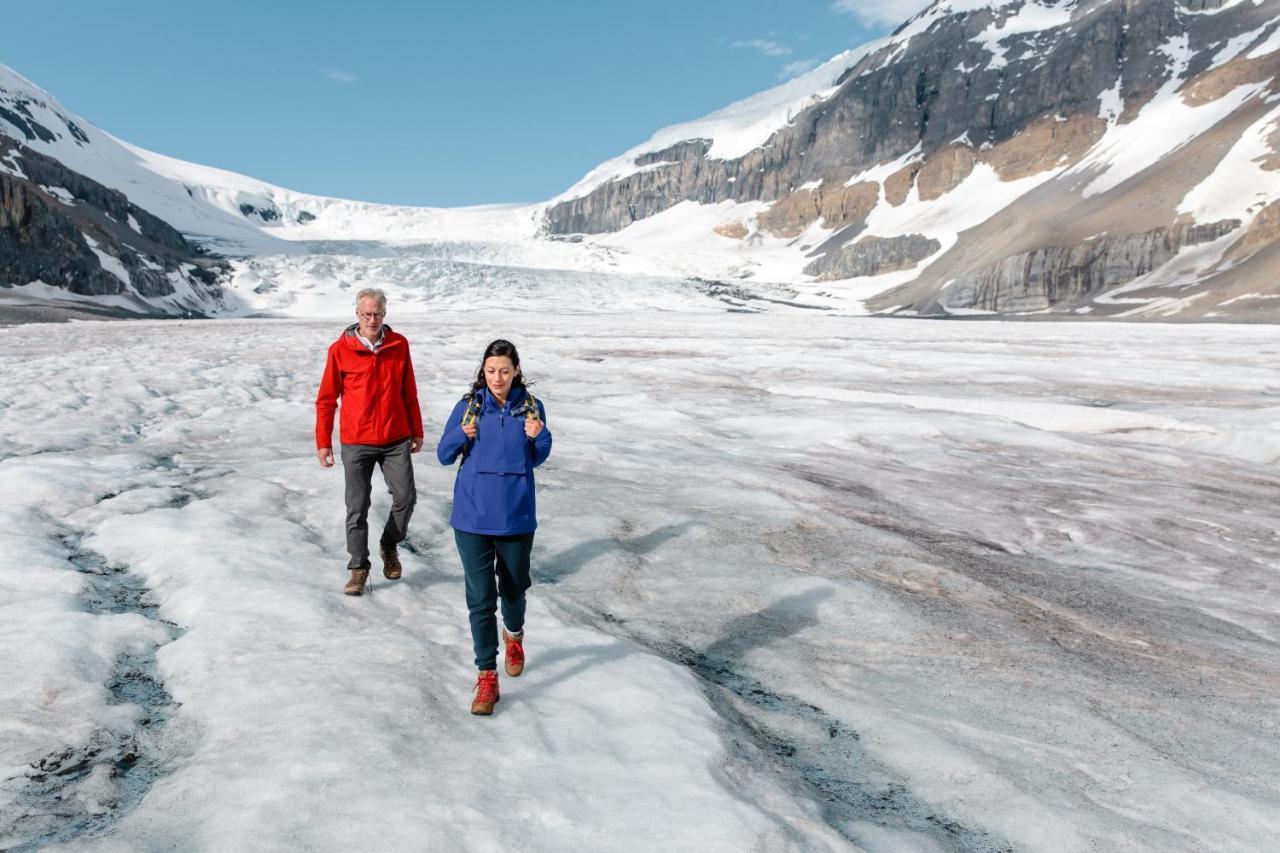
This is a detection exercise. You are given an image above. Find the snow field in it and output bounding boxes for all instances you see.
[0,312,1278,851]
[496,314,1280,851]
[0,318,846,851]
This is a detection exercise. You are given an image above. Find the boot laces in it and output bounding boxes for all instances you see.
[505,634,524,668]
[474,671,499,704]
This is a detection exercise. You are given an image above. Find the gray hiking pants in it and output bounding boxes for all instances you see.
[340,438,416,569]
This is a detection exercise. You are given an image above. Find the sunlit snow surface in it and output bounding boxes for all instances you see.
[1,312,1279,851]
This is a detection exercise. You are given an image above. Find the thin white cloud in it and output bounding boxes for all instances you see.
[830,0,934,27]
[779,59,822,80]
[732,38,793,58]
[324,69,358,84]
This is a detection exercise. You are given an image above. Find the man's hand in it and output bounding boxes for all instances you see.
[462,422,478,439]
[317,447,335,468]
[524,419,544,439]
[410,437,423,453]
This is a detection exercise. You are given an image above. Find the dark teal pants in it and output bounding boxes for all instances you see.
[454,529,534,671]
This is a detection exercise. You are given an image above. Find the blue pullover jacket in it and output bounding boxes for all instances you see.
[437,386,552,536]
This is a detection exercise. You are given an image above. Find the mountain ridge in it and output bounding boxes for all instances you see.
[543,0,1280,321]
[4,0,1280,321]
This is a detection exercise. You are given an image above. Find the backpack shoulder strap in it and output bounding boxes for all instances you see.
[461,392,483,427]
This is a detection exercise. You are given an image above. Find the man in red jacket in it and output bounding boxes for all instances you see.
[316,288,424,595]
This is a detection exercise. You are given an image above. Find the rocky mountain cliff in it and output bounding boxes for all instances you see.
[0,133,228,316]
[546,0,1280,321]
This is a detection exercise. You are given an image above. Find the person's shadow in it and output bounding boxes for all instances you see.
[518,513,831,709]
[395,536,457,594]
[514,587,832,707]
[697,586,832,675]
[534,520,699,584]
[513,520,698,702]
[514,641,631,704]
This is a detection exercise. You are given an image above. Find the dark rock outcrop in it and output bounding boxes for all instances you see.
[926,219,1240,313]
[0,134,228,312]
[0,88,88,146]
[11,137,192,255]
[0,168,123,296]
[805,234,941,280]
[239,202,281,223]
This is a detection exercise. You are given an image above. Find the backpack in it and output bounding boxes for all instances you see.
[461,389,540,428]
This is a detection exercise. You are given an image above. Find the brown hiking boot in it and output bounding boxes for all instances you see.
[502,628,525,677]
[344,565,370,596]
[471,670,500,715]
[380,544,402,580]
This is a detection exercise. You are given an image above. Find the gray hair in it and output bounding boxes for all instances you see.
[355,288,387,310]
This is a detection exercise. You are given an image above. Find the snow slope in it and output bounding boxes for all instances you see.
[0,65,540,253]
[551,44,887,204]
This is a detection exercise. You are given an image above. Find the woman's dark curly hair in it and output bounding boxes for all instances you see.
[469,339,529,395]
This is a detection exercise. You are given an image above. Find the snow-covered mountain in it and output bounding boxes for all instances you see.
[5,0,1280,320]
[548,0,1280,321]
[0,65,539,252]
[0,132,230,318]
[0,64,550,317]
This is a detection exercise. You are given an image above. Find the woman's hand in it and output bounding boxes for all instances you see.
[524,419,544,439]
[462,422,478,439]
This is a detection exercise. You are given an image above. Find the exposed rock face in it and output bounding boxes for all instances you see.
[0,102,56,144]
[916,145,977,201]
[758,113,1105,237]
[544,0,1217,236]
[980,115,1105,181]
[1181,50,1280,105]
[239,203,280,223]
[549,140,715,234]
[713,221,749,239]
[0,87,89,146]
[930,220,1240,313]
[805,234,942,280]
[884,165,919,207]
[0,134,228,312]
[756,188,823,239]
[1222,200,1280,263]
[0,169,120,296]
[757,181,880,237]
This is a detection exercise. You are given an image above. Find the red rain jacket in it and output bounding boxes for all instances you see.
[316,325,424,449]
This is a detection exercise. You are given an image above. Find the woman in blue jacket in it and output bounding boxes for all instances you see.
[437,339,552,715]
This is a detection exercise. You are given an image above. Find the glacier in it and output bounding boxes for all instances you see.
[1,310,1278,851]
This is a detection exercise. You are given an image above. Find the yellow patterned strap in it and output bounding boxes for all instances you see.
[461,394,482,427]
[523,392,541,422]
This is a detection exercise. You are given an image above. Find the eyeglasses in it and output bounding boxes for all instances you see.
[358,312,385,320]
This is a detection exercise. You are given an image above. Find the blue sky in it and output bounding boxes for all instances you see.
[4,1,917,207]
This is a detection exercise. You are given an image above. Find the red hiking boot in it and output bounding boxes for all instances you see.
[471,670,500,715]
[502,628,525,677]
